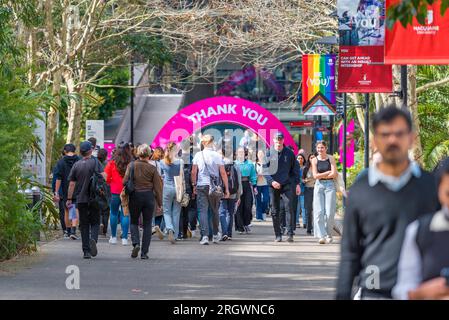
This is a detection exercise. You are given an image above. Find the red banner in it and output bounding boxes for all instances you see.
[338,46,392,93]
[337,0,392,93]
[385,0,449,64]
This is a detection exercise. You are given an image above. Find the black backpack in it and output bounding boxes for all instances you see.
[225,164,239,195]
[88,159,111,211]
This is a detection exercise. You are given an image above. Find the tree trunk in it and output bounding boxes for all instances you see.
[64,71,82,148]
[45,70,62,181]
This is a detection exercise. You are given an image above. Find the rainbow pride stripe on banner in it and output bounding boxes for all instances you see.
[302,54,336,116]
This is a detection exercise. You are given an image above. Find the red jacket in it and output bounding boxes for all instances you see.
[104,160,124,195]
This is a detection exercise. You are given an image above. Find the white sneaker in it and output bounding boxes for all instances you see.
[122,238,129,246]
[213,233,221,244]
[200,236,209,245]
[109,237,117,245]
[318,238,326,245]
[325,236,333,244]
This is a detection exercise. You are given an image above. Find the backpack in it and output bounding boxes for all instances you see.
[225,164,239,195]
[88,159,111,211]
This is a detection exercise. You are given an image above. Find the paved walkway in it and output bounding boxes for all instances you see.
[0,220,340,300]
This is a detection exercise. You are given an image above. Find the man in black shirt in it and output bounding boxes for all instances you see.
[67,141,105,259]
[336,106,439,299]
[265,132,301,243]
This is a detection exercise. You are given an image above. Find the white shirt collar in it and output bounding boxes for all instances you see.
[368,161,421,191]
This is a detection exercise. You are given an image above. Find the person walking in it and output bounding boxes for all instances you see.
[53,144,80,239]
[66,141,105,259]
[235,147,257,234]
[219,151,243,241]
[264,132,301,243]
[96,148,110,236]
[150,147,164,239]
[392,161,449,300]
[336,106,439,300]
[303,153,316,235]
[255,150,270,222]
[191,135,230,245]
[160,142,182,244]
[179,138,198,239]
[123,144,163,259]
[104,143,133,245]
[311,141,338,244]
[296,154,307,229]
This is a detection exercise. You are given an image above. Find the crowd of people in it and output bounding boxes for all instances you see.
[50,105,449,299]
[51,130,343,259]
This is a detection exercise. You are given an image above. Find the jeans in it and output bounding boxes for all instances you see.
[235,181,253,231]
[180,197,197,238]
[162,184,181,237]
[313,180,336,238]
[77,202,100,253]
[256,185,269,220]
[296,195,306,226]
[304,187,314,233]
[219,198,237,237]
[269,183,296,237]
[129,191,155,255]
[196,185,220,237]
[110,194,129,239]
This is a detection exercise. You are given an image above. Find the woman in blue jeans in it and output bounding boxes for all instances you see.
[255,150,269,222]
[160,142,182,244]
[104,143,133,246]
[311,141,337,245]
[296,154,307,228]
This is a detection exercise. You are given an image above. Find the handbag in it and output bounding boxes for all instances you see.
[174,159,190,207]
[201,150,224,199]
[124,161,135,196]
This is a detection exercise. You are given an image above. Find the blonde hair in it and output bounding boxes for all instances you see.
[201,134,214,146]
[137,144,151,159]
[164,141,177,165]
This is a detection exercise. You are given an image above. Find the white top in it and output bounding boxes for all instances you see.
[192,147,224,186]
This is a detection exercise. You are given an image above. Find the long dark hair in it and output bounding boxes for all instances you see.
[113,143,134,177]
[303,153,315,180]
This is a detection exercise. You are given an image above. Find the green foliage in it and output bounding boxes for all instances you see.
[93,67,130,120]
[0,69,41,261]
[333,151,365,189]
[387,0,449,28]
[125,34,172,66]
[417,66,449,170]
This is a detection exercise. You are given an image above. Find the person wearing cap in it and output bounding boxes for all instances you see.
[264,132,301,243]
[53,144,80,239]
[67,141,106,259]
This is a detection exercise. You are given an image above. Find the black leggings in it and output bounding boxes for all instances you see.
[129,191,155,255]
[235,181,254,231]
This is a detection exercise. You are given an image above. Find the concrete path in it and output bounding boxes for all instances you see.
[0,220,340,300]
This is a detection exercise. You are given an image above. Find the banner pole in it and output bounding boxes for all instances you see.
[343,93,347,190]
[401,65,408,109]
[364,93,370,169]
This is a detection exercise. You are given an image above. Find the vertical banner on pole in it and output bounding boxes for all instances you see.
[385,0,449,64]
[337,0,393,93]
[302,54,336,116]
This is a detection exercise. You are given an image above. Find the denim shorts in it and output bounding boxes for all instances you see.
[68,204,77,220]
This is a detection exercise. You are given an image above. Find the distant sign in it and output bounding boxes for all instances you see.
[23,111,46,185]
[290,120,314,128]
[86,120,104,148]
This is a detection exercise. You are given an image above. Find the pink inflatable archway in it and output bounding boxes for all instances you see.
[151,96,298,154]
